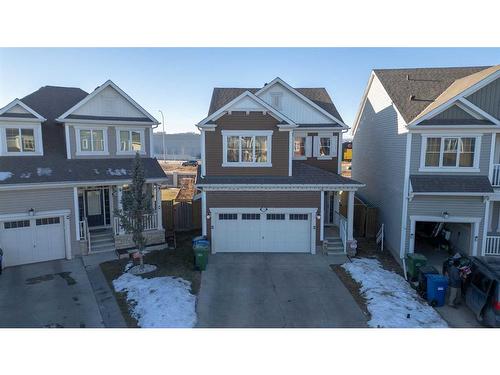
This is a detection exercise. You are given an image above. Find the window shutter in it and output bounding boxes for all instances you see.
[312,136,319,157]
[305,136,313,157]
[331,135,338,157]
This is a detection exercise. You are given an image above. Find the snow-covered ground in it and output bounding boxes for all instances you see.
[342,258,448,328]
[113,273,197,328]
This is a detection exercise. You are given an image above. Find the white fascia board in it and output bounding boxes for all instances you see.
[254,77,348,129]
[197,90,296,127]
[56,80,159,124]
[351,73,375,136]
[0,98,46,121]
[410,70,500,126]
[63,119,156,126]
[408,125,497,132]
[0,177,169,191]
[458,98,500,125]
[411,192,492,197]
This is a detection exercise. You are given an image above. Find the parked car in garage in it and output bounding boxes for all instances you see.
[465,257,500,327]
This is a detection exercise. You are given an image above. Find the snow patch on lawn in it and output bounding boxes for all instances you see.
[113,273,196,328]
[0,172,12,181]
[342,258,448,328]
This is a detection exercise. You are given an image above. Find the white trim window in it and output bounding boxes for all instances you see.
[313,132,337,160]
[117,128,145,154]
[293,132,312,160]
[222,130,272,167]
[420,135,481,171]
[270,92,283,110]
[0,124,43,156]
[76,127,108,155]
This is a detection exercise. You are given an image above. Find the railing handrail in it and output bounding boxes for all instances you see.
[492,164,500,187]
[333,211,348,254]
[84,217,91,253]
[485,235,500,256]
[114,212,158,235]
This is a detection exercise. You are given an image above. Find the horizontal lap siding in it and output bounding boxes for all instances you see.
[405,195,486,254]
[206,190,321,242]
[351,75,406,258]
[205,112,289,176]
[0,188,80,256]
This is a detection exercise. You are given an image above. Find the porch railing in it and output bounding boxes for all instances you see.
[79,220,87,240]
[492,164,500,187]
[334,211,348,254]
[113,213,159,235]
[485,235,500,256]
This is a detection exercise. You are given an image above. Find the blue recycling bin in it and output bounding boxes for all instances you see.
[426,274,448,307]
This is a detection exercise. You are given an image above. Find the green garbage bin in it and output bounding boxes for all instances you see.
[193,243,210,271]
[406,253,427,280]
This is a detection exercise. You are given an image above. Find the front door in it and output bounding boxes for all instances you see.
[85,189,105,227]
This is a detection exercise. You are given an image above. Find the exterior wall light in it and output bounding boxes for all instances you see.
[28,208,35,216]
[442,212,449,219]
[316,214,321,220]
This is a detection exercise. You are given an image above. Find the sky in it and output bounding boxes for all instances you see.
[1,48,499,135]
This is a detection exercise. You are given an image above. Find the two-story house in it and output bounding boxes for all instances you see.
[196,77,364,254]
[352,65,500,265]
[0,80,169,267]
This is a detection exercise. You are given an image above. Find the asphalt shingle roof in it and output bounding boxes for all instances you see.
[410,175,493,194]
[374,66,492,124]
[197,162,363,186]
[207,87,343,123]
[0,85,167,186]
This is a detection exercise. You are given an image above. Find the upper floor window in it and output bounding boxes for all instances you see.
[421,135,481,171]
[0,125,43,156]
[76,127,108,155]
[118,129,145,154]
[294,136,306,157]
[313,133,337,160]
[222,130,272,167]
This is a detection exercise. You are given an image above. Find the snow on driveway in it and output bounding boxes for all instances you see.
[113,273,197,328]
[342,258,448,328]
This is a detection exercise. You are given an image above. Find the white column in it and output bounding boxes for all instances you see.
[347,190,354,241]
[117,186,123,234]
[489,200,494,232]
[320,191,324,241]
[333,191,340,225]
[73,187,80,240]
[156,184,163,230]
[200,129,206,177]
[496,202,500,233]
[288,130,293,176]
[201,190,207,236]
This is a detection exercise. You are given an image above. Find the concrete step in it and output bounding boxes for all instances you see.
[327,250,345,255]
[90,236,115,245]
[91,241,116,252]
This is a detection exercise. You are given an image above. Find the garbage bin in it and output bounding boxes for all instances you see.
[426,274,448,307]
[192,235,206,246]
[193,241,210,271]
[406,253,427,280]
[417,265,439,298]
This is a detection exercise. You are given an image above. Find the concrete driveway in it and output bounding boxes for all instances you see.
[196,254,368,328]
[0,258,104,328]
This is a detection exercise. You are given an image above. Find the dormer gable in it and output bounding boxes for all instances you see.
[0,99,46,122]
[56,80,158,125]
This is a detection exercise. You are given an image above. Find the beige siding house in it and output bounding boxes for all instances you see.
[196,77,364,254]
[0,81,169,268]
[352,65,500,266]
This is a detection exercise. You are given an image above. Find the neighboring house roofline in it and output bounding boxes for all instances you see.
[197,90,298,128]
[409,66,500,126]
[254,77,348,129]
[0,98,47,122]
[55,79,159,124]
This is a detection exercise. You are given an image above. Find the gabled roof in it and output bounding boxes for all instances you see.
[206,81,344,125]
[55,80,158,124]
[0,98,46,121]
[373,66,492,124]
[198,90,297,127]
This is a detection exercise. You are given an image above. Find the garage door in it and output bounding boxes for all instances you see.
[212,211,312,253]
[0,216,66,267]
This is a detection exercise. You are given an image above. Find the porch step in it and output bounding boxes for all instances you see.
[89,228,115,253]
[323,237,345,255]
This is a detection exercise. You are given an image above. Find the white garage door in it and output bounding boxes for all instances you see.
[212,211,313,253]
[0,216,66,267]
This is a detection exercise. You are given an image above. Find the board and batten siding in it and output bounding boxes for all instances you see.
[409,133,492,176]
[205,190,321,242]
[351,74,407,258]
[68,125,151,159]
[432,105,476,120]
[405,195,486,255]
[205,112,289,176]
[0,188,81,256]
[466,77,500,119]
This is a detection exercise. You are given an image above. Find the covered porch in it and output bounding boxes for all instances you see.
[485,200,500,256]
[320,190,355,254]
[76,183,164,254]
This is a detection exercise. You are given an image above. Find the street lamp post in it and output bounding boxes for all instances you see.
[158,110,166,161]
